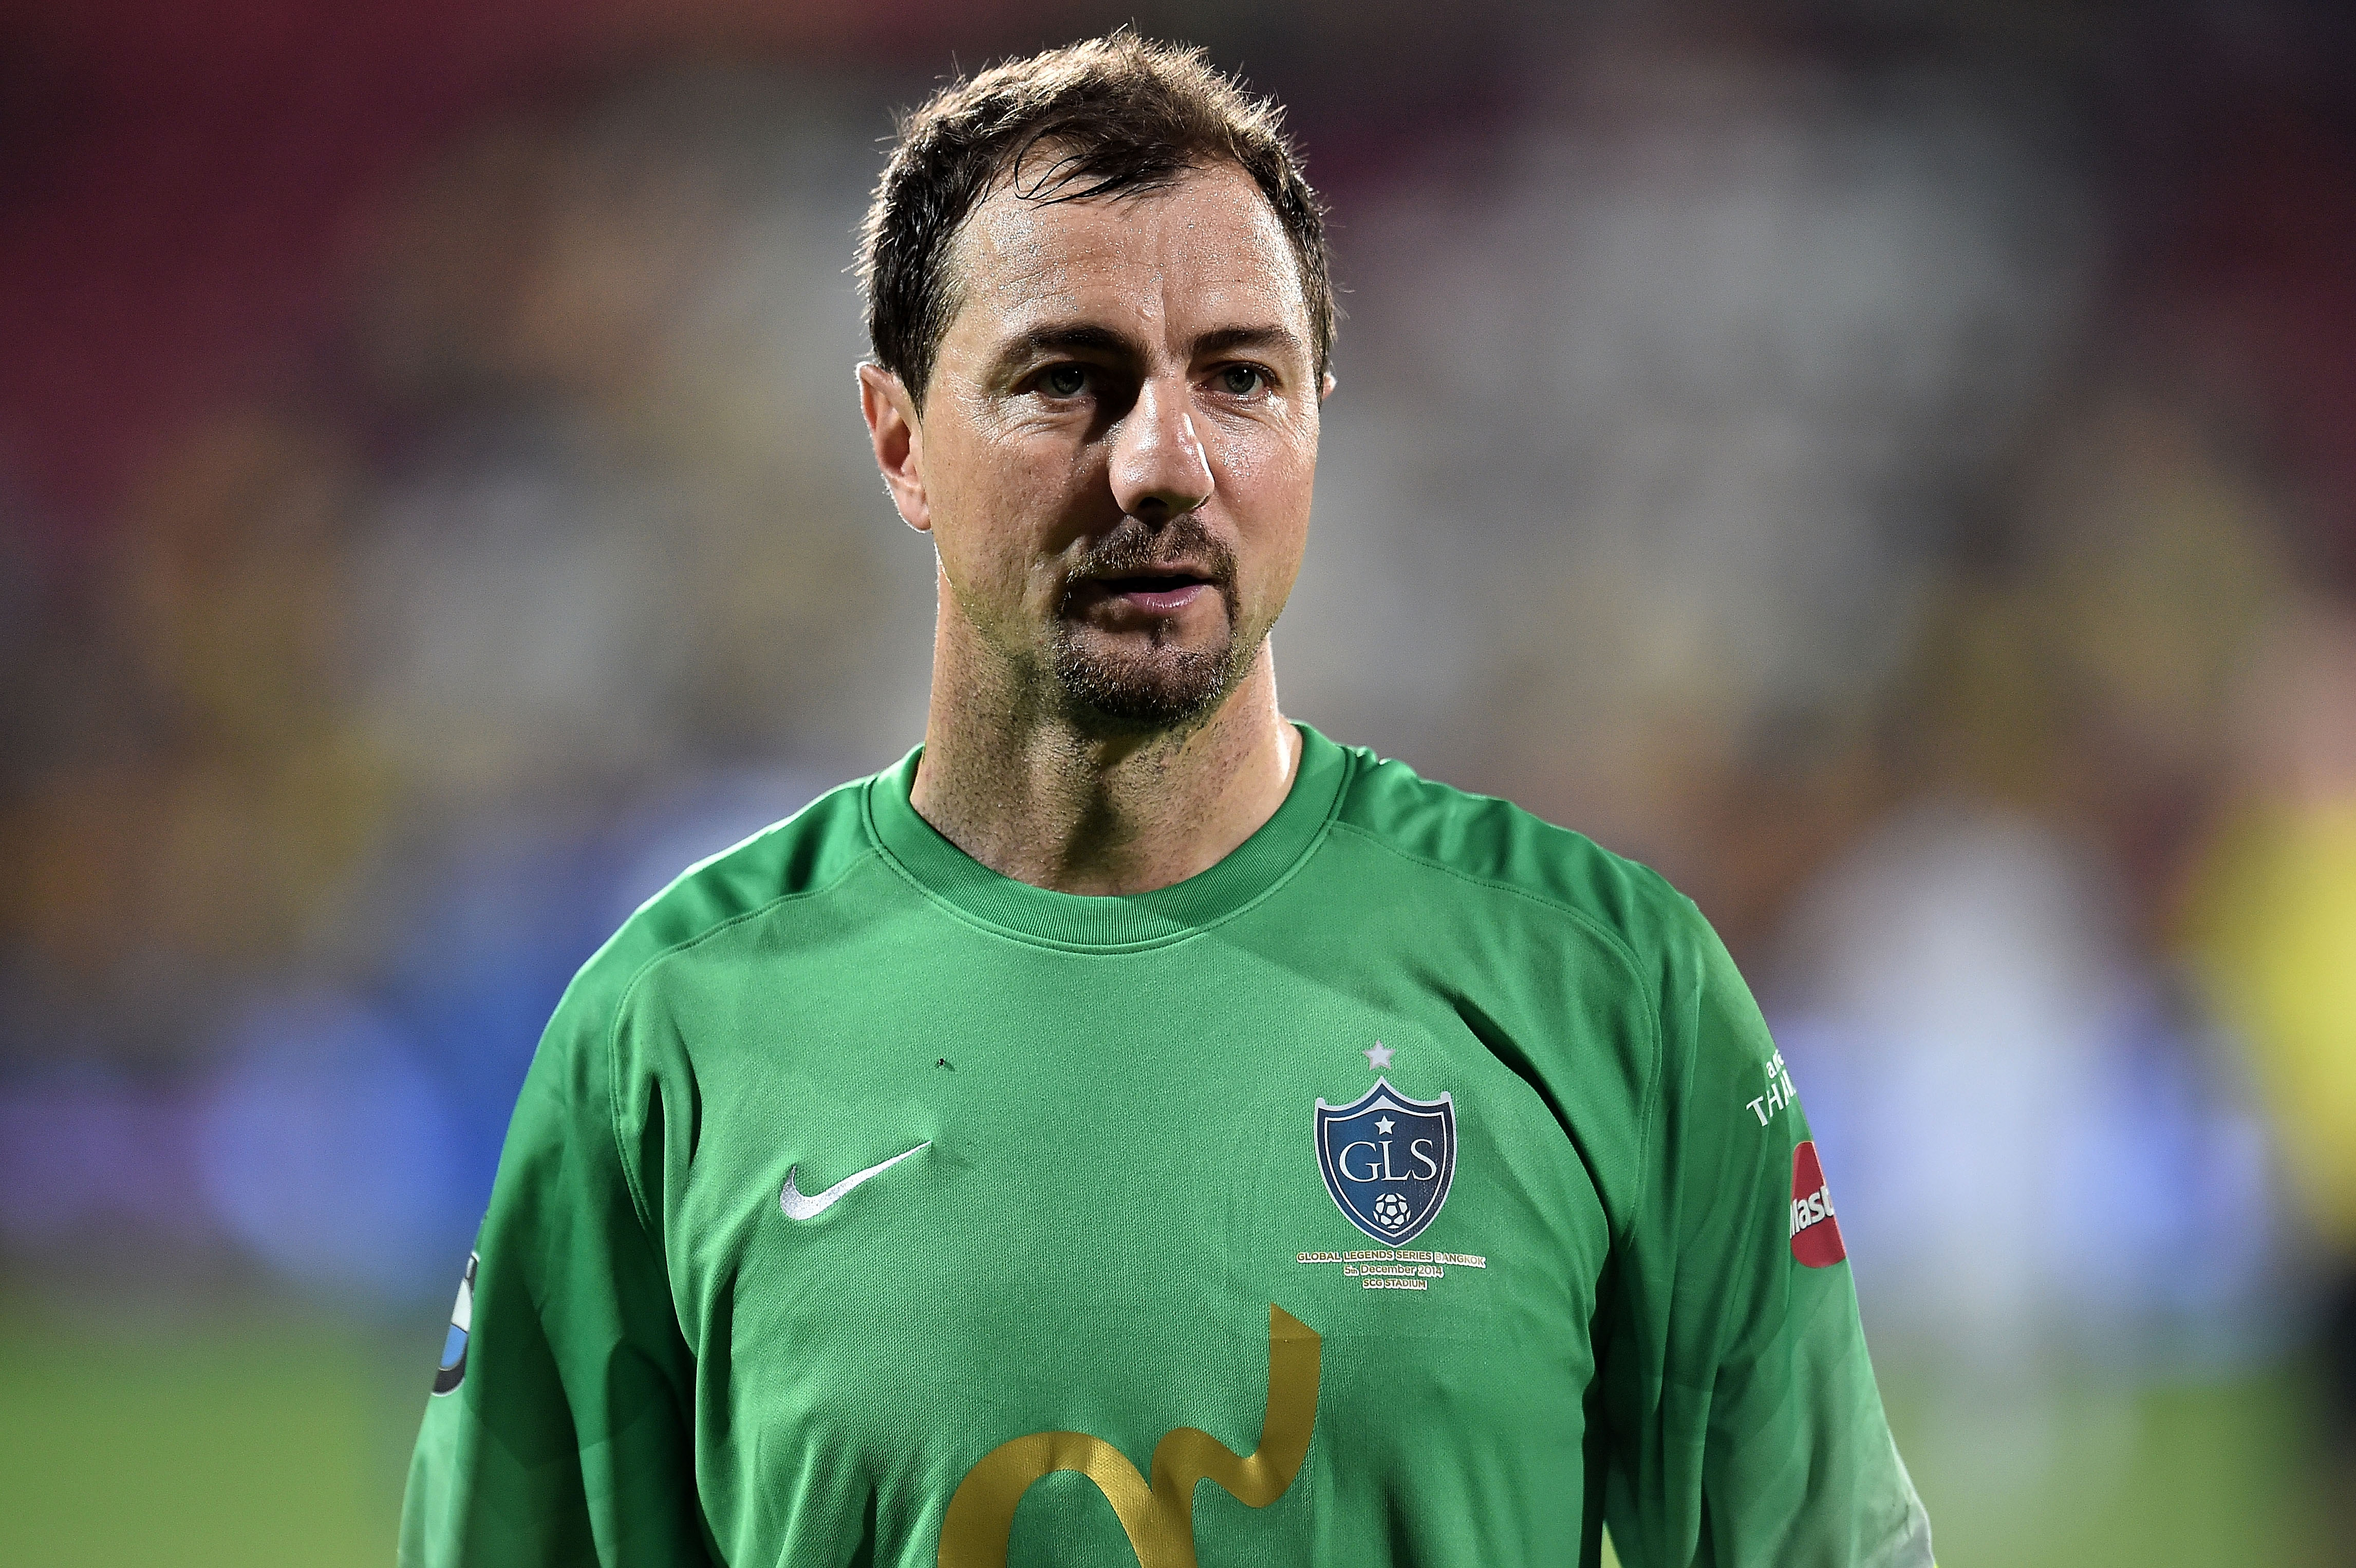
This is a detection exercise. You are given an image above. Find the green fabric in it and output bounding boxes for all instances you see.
[402,725,1931,1567]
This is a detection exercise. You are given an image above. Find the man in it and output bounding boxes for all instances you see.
[402,33,1933,1568]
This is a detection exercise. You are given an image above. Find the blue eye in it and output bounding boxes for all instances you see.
[1220,365,1265,396]
[1043,365,1087,396]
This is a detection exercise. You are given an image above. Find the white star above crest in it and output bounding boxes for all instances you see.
[1375,1116,1395,1134]
[1364,1042,1395,1071]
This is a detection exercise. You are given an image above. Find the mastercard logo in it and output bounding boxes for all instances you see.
[1788,1141,1846,1269]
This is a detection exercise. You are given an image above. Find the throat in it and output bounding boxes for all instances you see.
[912,650,1298,896]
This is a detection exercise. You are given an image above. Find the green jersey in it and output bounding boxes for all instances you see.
[402,726,1930,1567]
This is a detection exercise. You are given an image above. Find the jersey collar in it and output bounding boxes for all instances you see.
[865,723,1350,949]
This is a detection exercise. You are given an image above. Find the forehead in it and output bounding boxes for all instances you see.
[944,160,1308,347]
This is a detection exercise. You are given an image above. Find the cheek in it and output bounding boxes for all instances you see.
[928,426,1089,598]
[1220,423,1318,580]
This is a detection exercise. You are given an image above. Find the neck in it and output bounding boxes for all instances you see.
[911,630,1300,897]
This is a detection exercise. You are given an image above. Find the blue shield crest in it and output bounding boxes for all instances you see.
[1315,1078,1457,1246]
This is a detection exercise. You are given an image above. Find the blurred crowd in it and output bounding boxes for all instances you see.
[2,0,2353,1549]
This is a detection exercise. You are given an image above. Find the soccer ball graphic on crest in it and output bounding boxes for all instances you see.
[1373,1192,1412,1230]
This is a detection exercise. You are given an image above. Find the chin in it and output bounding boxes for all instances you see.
[1050,628,1250,732]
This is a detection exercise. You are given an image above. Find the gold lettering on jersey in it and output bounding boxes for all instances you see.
[936,1304,1320,1568]
[1296,1248,1486,1291]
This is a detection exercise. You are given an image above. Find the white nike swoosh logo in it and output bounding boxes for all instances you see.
[780,1141,932,1221]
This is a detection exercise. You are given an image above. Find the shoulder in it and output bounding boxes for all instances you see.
[1325,740,1710,977]
[546,770,884,1045]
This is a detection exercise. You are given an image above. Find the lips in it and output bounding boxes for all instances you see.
[1075,567,1215,616]
[1061,514,1237,624]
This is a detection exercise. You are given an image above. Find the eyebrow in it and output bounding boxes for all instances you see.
[1190,324,1305,362]
[986,324,1141,382]
[985,320,1307,384]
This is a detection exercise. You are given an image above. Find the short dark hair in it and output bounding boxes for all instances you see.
[857,33,1334,407]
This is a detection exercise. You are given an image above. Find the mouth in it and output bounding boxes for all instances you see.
[1073,568,1216,616]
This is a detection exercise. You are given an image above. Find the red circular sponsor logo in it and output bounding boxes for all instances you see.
[1789,1140,1846,1268]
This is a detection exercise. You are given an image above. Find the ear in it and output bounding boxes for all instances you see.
[858,363,931,533]
[1319,369,1337,403]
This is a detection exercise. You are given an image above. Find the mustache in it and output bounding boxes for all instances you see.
[1066,514,1237,590]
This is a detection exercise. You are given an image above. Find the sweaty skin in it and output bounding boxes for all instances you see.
[859,160,1333,895]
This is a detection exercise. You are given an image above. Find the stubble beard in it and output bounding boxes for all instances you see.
[1047,517,1257,734]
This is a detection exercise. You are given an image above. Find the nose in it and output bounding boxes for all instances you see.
[1109,376,1214,521]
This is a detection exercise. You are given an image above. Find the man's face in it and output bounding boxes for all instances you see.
[867,160,1324,732]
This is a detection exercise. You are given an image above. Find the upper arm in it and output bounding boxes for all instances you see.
[1600,898,1932,1568]
[400,981,714,1568]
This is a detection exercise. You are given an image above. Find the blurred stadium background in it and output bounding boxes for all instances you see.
[2,1,2352,1562]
